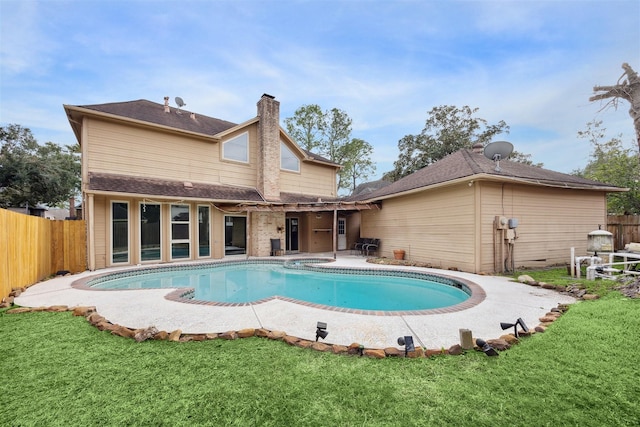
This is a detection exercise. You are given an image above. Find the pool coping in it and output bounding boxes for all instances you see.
[71,258,486,316]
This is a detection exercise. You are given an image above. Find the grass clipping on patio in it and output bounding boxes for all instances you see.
[1,291,639,426]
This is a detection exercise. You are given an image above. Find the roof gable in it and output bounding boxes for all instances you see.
[355,149,625,200]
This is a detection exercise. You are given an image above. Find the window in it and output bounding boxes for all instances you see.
[280,141,300,172]
[140,203,161,262]
[223,132,249,162]
[198,205,210,257]
[171,204,190,259]
[111,202,129,264]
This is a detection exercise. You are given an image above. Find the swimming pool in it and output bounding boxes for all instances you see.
[80,259,479,313]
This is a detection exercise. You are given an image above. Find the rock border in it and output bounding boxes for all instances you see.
[2,286,572,359]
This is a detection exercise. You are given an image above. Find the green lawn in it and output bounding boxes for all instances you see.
[1,273,639,426]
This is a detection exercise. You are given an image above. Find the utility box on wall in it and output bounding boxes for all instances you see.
[495,216,508,230]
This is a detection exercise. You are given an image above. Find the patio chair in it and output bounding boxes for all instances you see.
[355,238,373,255]
[352,237,366,255]
[363,239,380,256]
[270,238,284,256]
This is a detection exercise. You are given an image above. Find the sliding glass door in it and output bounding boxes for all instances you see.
[198,205,210,257]
[111,201,129,264]
[171,204,190,260]
[140,203,161,262]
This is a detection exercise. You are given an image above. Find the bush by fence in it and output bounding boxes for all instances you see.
[0,208,86,301]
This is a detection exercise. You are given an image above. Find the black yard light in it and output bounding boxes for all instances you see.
[315,322,328,341]
[500,317,529,338]
[476,338,499,357]
[397,335,415,357]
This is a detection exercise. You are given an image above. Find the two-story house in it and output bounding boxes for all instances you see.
[65,94,371,271]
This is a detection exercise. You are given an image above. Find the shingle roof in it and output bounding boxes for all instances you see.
[88,172,265,202]
[279,192,341,204]
[76,99,238,136]
[351,149,625,201]
[301,149,340,166]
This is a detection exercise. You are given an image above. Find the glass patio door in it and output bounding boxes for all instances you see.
[286,217,299,252]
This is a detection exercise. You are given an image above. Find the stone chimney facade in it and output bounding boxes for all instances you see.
[257,94,280,201]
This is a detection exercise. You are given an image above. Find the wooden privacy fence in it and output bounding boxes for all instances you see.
[0,208,86,301]
[607,215,640,250]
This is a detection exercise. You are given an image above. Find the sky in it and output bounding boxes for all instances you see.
[1,0,639,181]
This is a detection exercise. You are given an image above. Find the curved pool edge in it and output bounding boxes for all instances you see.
[71,258,486,316]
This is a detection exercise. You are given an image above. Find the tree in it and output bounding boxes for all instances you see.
[283,104,325,152]
[574,120,640,214]
[323,108,352,162]
[0,124,80,209]
[335,138,376,193]
[590,62,640,157]
[384,105,510,181]
[284,105,375,193]
[509,151,543,167]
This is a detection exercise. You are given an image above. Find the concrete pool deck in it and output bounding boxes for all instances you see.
[14,253,576,350]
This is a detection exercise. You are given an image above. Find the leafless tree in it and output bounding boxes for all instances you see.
[590,63,640,157]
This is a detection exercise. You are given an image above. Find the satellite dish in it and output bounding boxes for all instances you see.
[175,97,186,108]
[483,141,513,172]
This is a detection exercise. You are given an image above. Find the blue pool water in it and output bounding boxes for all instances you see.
[90,262,470,311]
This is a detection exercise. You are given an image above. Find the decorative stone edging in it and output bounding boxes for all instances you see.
[515,274,602,301]
[2,287,571,359]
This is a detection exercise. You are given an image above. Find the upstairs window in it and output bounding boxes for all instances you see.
[280,141,300,172]
[223,132,249,163]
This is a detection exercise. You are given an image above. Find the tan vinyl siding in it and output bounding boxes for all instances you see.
[279,162,337,197]
[478,182,607,271]
[85,119,258,187]
[361,185,476,271]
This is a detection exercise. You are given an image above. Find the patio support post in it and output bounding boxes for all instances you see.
[246,211,251,259]
[333,208,337,259]
[87,193,95,271]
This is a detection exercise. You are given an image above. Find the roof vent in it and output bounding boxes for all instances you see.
[164,96,170,113]
[183,181,193,189]
[472,142,484,153]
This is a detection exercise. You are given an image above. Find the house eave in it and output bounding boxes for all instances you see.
[83,188,258,205]
[213,117,260,138]
[222,201,380,213]
[362,173,627,202]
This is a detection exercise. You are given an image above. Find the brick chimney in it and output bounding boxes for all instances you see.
[257,94,280,201]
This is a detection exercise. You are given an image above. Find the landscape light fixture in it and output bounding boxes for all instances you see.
[500,317,529,338]
[315,322,328,341]
[397,336,415,357]
[476,338,499,357]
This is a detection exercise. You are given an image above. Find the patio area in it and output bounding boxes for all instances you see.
[14,252,575,350]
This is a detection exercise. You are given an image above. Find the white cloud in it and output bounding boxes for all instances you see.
[1,0,638,180]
